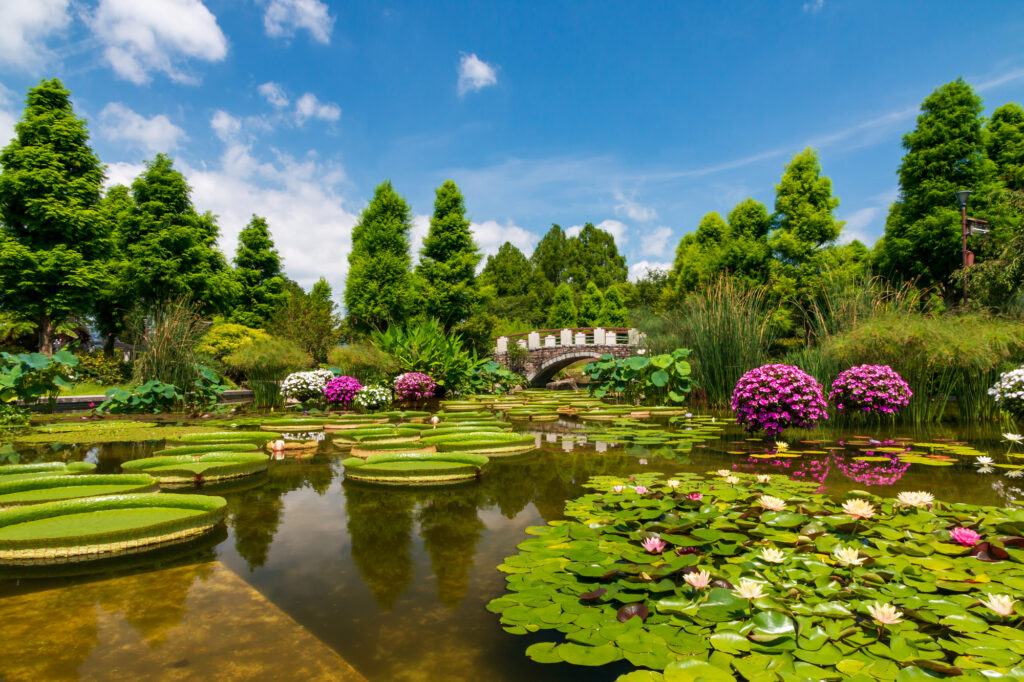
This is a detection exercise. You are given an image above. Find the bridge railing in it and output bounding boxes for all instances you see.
[493,327,644,354]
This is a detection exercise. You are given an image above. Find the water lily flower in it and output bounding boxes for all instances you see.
[775,441,789,453]
[665,479,680,489]
[842,498,876,520]
[833,545,866,566]
[684,569,711,590]
[756,474,772,483]
[950,527,980,547]
[895,491,934,508]
[1003,433,1023,444]
[980,594,1016,617]
[978,465,995,474]
[976,456,994,466]
[688,492,703,500]
[760,547,786,564]
[641,536,667,554]
[270,440,286,452]
[757,495,786,512]
[733,579,765,600]
[634,486,649,495]
[867,602,904,625]
[1007,470,1024,479]
[611,485,625,493]
[638,458,648,465]
[724,475,740,485]
[716,469,732,477]
[430,416,440,428]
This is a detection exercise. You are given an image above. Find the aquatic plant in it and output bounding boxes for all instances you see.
[394,372,437,401]
[323,375,362,407]
[989,366,1024,420]
[829,364,912,416]
[730,363,828,435]
[280,369,335,403]
[342,452,488,486]
[489,472,1024,680]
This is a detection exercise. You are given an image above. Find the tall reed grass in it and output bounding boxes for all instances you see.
[131,299,208,390]
[225,336,311,409]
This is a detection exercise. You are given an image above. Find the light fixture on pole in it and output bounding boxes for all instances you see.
[955,190,972,307]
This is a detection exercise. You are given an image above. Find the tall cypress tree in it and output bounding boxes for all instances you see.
[531,224,568,285]
[415,180,481,331]
[987,103,1024,192]
[546,283,578,328]
[345,181,415,333]
[768,148,843,267]
[599,285,629,326]
[231,215,287,328]
[121,154,236,314]
[579,281,604,326]
[0,79,107,353]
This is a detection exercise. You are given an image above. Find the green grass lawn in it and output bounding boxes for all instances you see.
[60,382,128,396]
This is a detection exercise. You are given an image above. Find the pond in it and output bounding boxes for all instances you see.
[0,410,1018,681]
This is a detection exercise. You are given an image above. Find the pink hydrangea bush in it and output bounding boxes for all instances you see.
[829,364,911,416]
[394,372,436,401]
[323,376,362,407]
[731,363,828,436]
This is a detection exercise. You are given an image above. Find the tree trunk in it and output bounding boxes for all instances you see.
[104,333,116,358]
[38,313,55,355]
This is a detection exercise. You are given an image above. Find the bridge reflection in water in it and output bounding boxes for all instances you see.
[492,326,644,385]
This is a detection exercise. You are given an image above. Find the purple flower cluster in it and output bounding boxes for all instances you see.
[394,372,436,401]
[829,364,911,416]
[731,363,828,436]
[323,375,362,407]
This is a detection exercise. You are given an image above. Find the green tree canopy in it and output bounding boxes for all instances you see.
[120,154,236,314]
[480,242,533,297]
[546,283,578,328]
[599,285,629,326]
[564,223,628,289]
[671,212,730,293]
[345,180,414,333]
[531,224,568,285]
[93,184,136,353]
[0,78,107,353]
[987,102,1024,192]
[415,180,481,331]
[269,277,342,364]
[769,148,843,266]
[579,281,604,326]
[231,215,287,328]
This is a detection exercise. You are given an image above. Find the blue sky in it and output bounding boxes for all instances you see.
[1,1,1024,296]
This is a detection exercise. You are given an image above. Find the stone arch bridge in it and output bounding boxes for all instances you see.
[493,327,644,386]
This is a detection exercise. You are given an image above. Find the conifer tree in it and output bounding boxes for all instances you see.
[415,180,481,331]
[231,215,287,328]
[480,242,533,297]
[531,225,568,285]
[564,223,628,289]
[94,184,135,354]
[768,148,843,267]
[0,79,107,353]
[345,181,414,333]
[987,103,1024,192]
[579,281,604,326]
[546,283,578,328]
[599,285,629,326]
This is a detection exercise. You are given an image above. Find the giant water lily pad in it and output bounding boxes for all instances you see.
[0,474,157,507]
[342,452,488,486]
[0,461,96,481]
[121,453,269,486]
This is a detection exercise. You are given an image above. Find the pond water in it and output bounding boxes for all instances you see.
[0,413,1020,681]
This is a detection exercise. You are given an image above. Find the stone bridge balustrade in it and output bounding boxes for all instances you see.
[492,326,645,386]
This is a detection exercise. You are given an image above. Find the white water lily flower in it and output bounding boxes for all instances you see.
[895,491,934,508]
[842,498,876,519]
[760,547,786,564]
[775,441,789,453]
[1006,470,1024,479]
[716,469,732,477]
[665,479,680,489]
[867,602,903,625]
[684,569,711,590]
[724,475,740,485]
[733,579,765,600]
[756,474,772,483]
[1004,433,1024,444]
[980,594,1016,616]
[976,456,994,466]
[978,465,995,474]
[757,495,787,512]
[833,546,866,566]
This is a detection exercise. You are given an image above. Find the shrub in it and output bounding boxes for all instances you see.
[584,349,694,405]
[324,375,362,407]
[372,318,485,396]
[394,372,436,401]
[224,336,311,408]
[0,350,79,412]
[731,363,828,435]
[829,364,912,416]
[0,403,29,428]
[281,369,335,402]
[97,380,182,414]
[75,350,131,385]
[327,342,398,385]
[353,384,393,411]
[989,366,1024,419]
[195,322,268,363]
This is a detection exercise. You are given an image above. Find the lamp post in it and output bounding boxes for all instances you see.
[955,189,972,307]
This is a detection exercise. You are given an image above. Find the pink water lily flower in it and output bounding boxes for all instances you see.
[950,527,980,547]
[688,492,703,500]
[641,536,667,554]
[611,485,625,493]
[634,486,649,495]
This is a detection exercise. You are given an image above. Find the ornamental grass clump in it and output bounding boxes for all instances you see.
[989,366,1024,419]
[280,369,335,402]
[829,364,912,416]
[394,372,436,401]
[323,375,362,407]
[730,363,828,435]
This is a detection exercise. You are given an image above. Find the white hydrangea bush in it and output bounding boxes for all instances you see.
[989,367,1024,419]
[280,369,335,402]
[353,384,393,411]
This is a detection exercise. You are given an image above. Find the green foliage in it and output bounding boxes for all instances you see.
[97,380,183,414]
[416,181,482,331]
[0,79,108,354]
[230,215,287,328]
[579,282,604,326]
[481,242,534,296]
[599,285,629,326]
[546,283,578,328]
[0,349,78,410]
[769,148,843,265]
[120,154,236,315]
[564,223,628,289]
[196,322,268,363]
[482,240,552,327]
[0,403,30,429]
[585,348,693,405]
[75,349,132,385]
[623,267,671,313]
[268,278,342,364]
[345,180,415,333]
[224,335,311,409]
[132,299,207,390]
[327,342,398,385]
[468,360,525,394]
[372,318,486,396]
[987,103,1024,192]
[531,225,568,286]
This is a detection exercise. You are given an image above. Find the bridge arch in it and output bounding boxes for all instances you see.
[492,326,645,388]
[527,350,604,386]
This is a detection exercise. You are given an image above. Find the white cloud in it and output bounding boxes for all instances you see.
[470,220,538,259]
[640,226,673,257]
[90,0,228,84]
[258,81,289,109]
[629,261,672,282]
[839,207,879,244]
[105,161,146,188]
[614,190,658,222]
[210,110,242,143]
[263,0,334,44]
[0,0,70,71]
[457,53,498,96]
[410,214,430,262]
[0,83,18,148]
[99,103,186,153]
[295,92,340,124]
[568,219,628,246]
[802,0,824,13]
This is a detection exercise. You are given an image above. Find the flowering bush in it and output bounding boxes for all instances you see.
[323,375,362,407]
[989,366,1024,419]
[280,368,335,402]
[353,384,393,411]
[394,372,436,401]
[730,363,828,435]
[829,364,912,416]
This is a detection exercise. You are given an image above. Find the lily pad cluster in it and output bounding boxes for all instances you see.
[489,471,1024,681]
